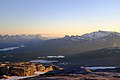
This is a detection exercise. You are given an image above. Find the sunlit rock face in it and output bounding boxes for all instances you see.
[10,63,37,76]
[36,64,46,72]
[0,62,63,76]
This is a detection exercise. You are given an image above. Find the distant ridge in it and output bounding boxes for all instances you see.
[64,30,120,41]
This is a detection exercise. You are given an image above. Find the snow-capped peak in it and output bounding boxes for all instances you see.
[81,30,120,39]
[64,30,120,41]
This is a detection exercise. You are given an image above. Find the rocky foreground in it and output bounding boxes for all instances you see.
[26,67,120,80]
[0,62,63,79]
[1,62,120,80]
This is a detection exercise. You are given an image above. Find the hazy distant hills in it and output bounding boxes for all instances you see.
[1,30,120,55]
[0,30,120,65]
[0,34,47,48]
[29,30,120,56]
[0,34,47,43]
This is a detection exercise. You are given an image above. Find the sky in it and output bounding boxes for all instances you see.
[0,0,120,38]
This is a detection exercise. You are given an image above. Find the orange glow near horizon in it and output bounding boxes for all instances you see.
[0,25,120,38]
[0,0,120,38]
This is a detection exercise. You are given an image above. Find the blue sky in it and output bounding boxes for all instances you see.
[0,0,120,37]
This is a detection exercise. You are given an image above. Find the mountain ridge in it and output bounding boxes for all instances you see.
[64,30,120,41]
[0,30,120,59]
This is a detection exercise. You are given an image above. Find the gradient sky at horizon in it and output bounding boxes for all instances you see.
[0,0,120,38]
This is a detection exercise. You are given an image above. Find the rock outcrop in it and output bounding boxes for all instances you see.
[36,64,46,72]
[10,63,37,76]
[0,62,63,76]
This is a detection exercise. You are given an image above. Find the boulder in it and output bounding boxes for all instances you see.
[10,67,25,76]
[10,63,37,76]
[36,64,46,72]
[45,65,64,72]
[45,66,53,72]
[51,65,64,70]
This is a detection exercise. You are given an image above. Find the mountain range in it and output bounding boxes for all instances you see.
[0,34,47,48]
[0,30,120,65]
[34,30,120,55]
[64,30,120,41]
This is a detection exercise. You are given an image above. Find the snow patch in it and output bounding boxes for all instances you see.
[85,66,116,70]
[30,60,58,63]
[47,55,65,58]
[0,45,25,51]
[0,47,19,51]
[38,55,65,59]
